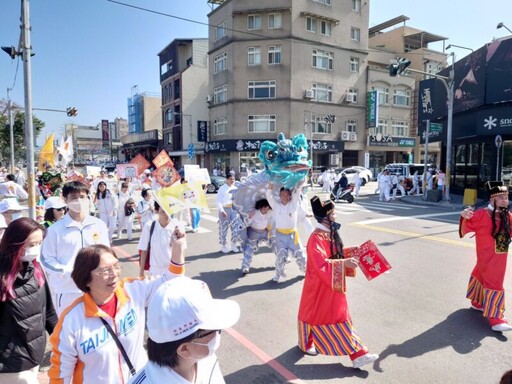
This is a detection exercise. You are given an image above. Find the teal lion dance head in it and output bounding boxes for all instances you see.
[258,132,312,188]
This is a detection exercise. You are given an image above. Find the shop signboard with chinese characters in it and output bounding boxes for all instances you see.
[368,135,416,148]
[204,139,344,153]
[366,90,378,128]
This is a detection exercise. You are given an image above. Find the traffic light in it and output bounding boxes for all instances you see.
[66,107,78,117]
[389,57,411,77]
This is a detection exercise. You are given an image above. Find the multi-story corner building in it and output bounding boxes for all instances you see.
[158,38,209,169]
[206,0,369,175]
[65,124,109,164]
[122,91,162,162]
[368,16,448,169]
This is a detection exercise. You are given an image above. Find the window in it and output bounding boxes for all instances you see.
[248,80,276,99]
[268,46,281,65]
[248,47,261,66]
[248,14,261,30]
[371,119,388,136]
[392,120,409,136]
[351,27,360,41]
[320,20,331,36]
[346,120,357,133]
[214,84,227,104]
[352,0,361,12]
[213,52,227,74]
[248,115,276,133]
[312,83,332,102]
[393,89,410,106]
[347,88,358,103]
[374,87,389,104]
[312,49,333,70]
[313,116,332,134]
[215,21,227,40]
[165,108,173,123]
[268,13,282,29]
[306,17,317,33]
[349,57,359,72]
[312,0,331,5]
[214,117,227,135]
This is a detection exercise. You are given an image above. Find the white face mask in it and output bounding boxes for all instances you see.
[22,244,41,262]
[67,198,89,214]
[191,331,221,359]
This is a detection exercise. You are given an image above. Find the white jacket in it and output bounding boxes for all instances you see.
[48,265,185,384]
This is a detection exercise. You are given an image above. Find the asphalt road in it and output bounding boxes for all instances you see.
[39,182,512,383]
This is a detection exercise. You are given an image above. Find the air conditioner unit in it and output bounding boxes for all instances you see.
[206,95,213,104]
[304,89,314,99]
[346,93,356,103]
[340,131,350,141]
[350,132,357,141]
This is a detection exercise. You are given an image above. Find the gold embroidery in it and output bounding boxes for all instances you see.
[495,233,509,253]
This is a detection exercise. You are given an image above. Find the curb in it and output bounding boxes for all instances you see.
[400,196,475,210]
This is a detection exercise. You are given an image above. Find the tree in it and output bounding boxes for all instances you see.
[0,111,45,166]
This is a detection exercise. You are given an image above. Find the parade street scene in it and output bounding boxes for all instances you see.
[1,0,512,384]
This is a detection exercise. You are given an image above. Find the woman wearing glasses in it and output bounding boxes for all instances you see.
[43,196,67,228]
[48,228,186,384]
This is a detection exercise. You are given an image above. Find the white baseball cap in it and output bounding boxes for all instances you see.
[0,214,7,229]
[143,169,151,174]
[0,199,29,213]
[147,276,240,343]
[44,196,67,210]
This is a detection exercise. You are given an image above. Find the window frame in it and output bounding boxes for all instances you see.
[350,27,361,41]
[248,80,277,99]
[393,89,411,106]
[248,47,262,66]
[248,114,277,133]
[349,57,359,72]
[347,88,358,103]
[248,14,262,30]
[346,119,357,133]
[215,21,227,41]
[306,16,317,33]
[268,13,282,29]
[352,0,361,12]
[213,84,227,104]
[213,52,227,74]
[391,120,409,137]
[320,20,331,36]
[312,83,333,103]
[214,117,227,135]
[313,115,332,134]
[268,46,282,65]
[312,49,333,70]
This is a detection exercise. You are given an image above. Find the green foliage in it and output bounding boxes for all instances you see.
[0,111,45,165]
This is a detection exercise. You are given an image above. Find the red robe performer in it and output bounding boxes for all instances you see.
[297,196,379,369]
[459,181,512,332]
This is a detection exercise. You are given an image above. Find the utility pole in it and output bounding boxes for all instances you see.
[7,92,15,174]
[22,0,36,219]
[423,120,430,199]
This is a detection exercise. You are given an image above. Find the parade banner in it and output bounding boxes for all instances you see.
[39,133,56,171]
[153,163,181,187]
[154,180,210,217]
[353,240,391,280]
[85,166,102,177]
[185,167,211,185]
[116,164,138,179]
[152,150,173,169]
[129,154,151,176]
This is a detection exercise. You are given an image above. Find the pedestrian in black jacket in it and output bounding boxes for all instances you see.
[0,218,57,383]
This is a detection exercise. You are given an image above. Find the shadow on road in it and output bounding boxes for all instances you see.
[374,308,508,372]
[224,346,370,384]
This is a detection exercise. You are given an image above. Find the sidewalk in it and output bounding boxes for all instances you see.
[400,192,484,210]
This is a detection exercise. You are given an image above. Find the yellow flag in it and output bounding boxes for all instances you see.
[39,133,55,171]
[154,180,210,217]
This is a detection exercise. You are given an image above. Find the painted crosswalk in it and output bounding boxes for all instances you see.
[333,200,429,215]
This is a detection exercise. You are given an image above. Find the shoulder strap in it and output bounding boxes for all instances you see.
[147,221,157,253]
[100,318,136,376]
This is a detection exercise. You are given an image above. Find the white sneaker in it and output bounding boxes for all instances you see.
[231,245,239,253]
[304,346,318,356]
[492,323,512,332]
[242,267,249,275]
[272,273,282,283]
[221,245,230,254]
[352,353,379,369]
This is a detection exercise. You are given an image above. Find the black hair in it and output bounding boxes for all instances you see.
[147,329,208,368]
[141,189,151,199]
[154,200,160,211]
[62,181,90,198]
[255,199,271,210]
[5,174,15,182]
[96,181,108,199]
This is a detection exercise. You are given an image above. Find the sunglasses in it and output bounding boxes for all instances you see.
[55,207,66,212]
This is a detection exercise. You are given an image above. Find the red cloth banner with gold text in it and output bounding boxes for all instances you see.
[353,240,391,280]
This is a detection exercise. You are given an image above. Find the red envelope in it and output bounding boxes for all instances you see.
[353,240,391,280]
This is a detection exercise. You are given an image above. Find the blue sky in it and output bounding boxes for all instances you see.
[1,0,510,146]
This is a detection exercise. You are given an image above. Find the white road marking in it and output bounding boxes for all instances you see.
[354,211,460,225]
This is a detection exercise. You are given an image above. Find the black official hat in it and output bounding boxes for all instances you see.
[485,181,508,198]
[311,195,335,221]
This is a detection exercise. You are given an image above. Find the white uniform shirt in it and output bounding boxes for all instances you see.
[96,191,118,216]
[137,219,187,276]
[41,213,110,294]
[265,187,301,230]
[249,210,272,230]
[216,183,237,214]
[0,180,28,199]
[128,357,225,384]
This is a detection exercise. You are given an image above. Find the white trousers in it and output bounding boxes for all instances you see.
[0,366,39,384]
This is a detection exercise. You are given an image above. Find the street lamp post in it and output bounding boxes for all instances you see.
[446,44,473,53]
[497,22,512,34]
